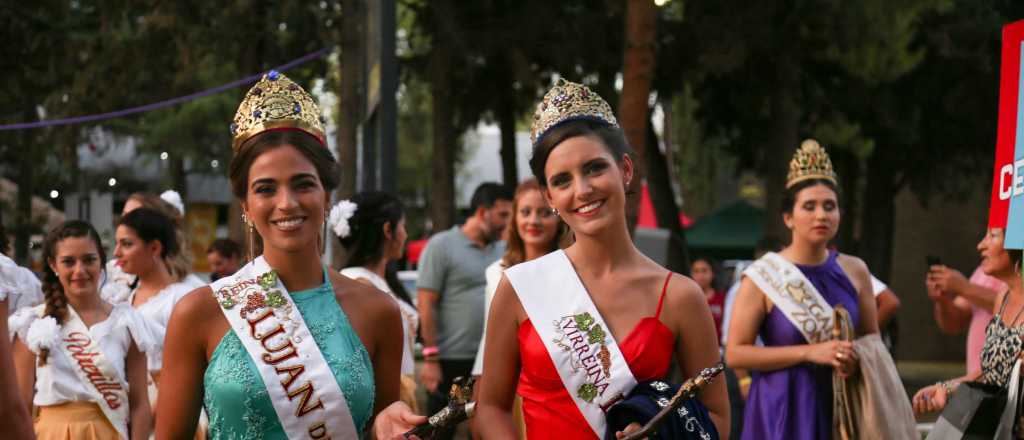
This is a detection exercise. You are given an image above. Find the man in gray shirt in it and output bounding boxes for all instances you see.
[417,182,512,433]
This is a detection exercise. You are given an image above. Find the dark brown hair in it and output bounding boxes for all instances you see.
[119,207,179,259]
[338,191,413,306]
[229,130,340,199]
[207,238,242,259]
[502,178,572,267]
[529,119,632,187]
[124,192,191,281]
[781,178,842,214]
[39,220,106,365]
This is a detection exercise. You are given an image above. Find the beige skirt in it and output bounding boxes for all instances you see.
[35,401,120,440]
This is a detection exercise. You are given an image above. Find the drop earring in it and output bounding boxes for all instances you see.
[243,213,255,262]
[320,209,328,256]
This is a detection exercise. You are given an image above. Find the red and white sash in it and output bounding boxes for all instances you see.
[505,250,637,438]
[61,305,130,440]
[211,256,358,440]
[743,252,834,343]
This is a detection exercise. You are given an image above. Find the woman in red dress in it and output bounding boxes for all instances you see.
[476,79,729,439]
[692,257,726,341]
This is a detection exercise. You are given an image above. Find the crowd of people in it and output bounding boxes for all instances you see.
[0,70,1020,440]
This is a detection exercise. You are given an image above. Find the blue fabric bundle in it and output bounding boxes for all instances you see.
[604,380,719,440]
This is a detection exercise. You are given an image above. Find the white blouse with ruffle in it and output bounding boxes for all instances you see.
[0,254,43,314]
[8,303,159,407]
[129,281,196,372]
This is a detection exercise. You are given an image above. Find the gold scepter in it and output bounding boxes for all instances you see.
[403,376,476,439]
[618,363,725,440]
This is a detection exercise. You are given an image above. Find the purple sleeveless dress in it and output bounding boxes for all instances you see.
[740,251,861,440]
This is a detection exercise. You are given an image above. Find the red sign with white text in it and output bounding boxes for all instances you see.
[990,21,1024,228]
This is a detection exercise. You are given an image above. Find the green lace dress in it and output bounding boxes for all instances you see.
[203,279,375,439]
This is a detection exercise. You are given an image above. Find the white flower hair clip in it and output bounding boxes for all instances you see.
[160,190,185,215]
[328,200,358,239]
[26,316,60,354]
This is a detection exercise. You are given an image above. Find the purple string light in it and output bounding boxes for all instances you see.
[0,47,333,131]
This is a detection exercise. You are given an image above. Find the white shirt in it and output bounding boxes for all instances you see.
[9,303,156,407]
[0,254,43,314]
[130,281,195,372]
[340,267,419,375]
[721,260,763,348]
[471,260,504,376]
[101,259,204,305]
[870,274,888,297]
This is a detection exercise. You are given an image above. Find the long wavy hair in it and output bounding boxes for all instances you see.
[39,220,107,365]
[338,191,413,306]
[502,178,572,267]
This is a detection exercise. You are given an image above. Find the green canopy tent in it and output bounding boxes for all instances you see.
[685,200,763,260]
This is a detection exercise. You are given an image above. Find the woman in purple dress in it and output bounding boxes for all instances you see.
[725,140,879,440]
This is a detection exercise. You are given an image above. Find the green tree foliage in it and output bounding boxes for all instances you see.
[398,0,626,229]
[655,0,1023,277]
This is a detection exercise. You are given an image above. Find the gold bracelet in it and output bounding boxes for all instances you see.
[938,381,954,396]
[739,376,752,387]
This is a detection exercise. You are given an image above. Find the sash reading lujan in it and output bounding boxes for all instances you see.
[212,257,358,439]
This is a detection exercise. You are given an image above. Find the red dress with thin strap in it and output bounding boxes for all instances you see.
[516,274,676,438]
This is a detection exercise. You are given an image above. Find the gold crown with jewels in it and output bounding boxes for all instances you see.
[787,139,838,188]
[530,78,618,145]
[230,70,325,153]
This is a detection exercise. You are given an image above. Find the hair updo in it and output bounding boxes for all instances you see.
[124,192,192,281]
[118,207,180,259]
[339,191,412,306]
[228,130,340,199]
[529,119,632,187]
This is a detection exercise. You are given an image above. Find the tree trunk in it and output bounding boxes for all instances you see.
[499,92,518,186]
[170,155,187,199]
[619,0,657,234]
[861,152,896,281]
[645,117,689,274]
[761,71,800,243]
[334,0,363,267]
[14,119,34,265]
[834,150,860,253]
[429,2,456,231]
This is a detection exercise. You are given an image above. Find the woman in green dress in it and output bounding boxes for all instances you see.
[156,71,423,439]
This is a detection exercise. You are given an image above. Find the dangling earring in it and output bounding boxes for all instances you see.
[243,213,255,262]
[319,210,327,256]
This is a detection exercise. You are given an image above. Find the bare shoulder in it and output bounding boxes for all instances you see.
[327,271,399,320]
[492,274,527,323]
[172,286,222,326]
[633,254,703,307]
[662,271,707,310]
[836,253,871,282]
[836,253,869,273]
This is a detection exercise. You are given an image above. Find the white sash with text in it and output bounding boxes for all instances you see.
[62,305,131,440]
[211,257,357,439]
[743,252,834,343]
[505,250,638,438]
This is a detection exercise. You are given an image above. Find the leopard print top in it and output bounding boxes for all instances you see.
[980,294,1024,387]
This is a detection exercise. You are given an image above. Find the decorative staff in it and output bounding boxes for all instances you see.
[618,363,725,440]
[403,376,477,439]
